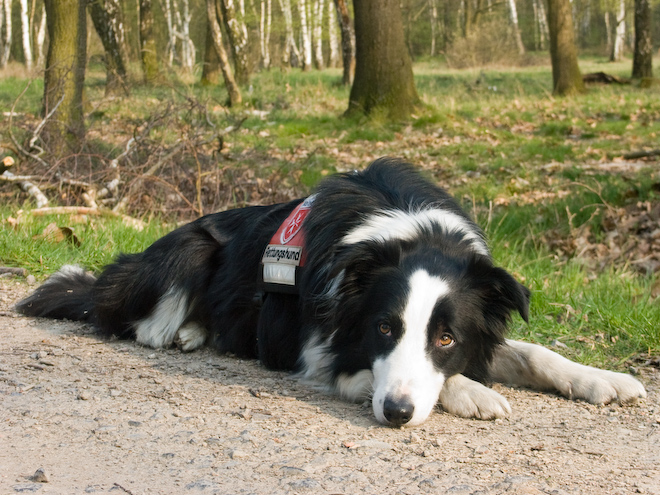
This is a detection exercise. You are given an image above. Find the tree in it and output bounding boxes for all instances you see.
[139,0,160,83]
[43,0,87,154]
[206,0,242,105]
[632,0,653,80]
[20,0,33,70]
[220,0,250,84]
[201,22,221,84]
[297,0,313,70]
[546,0,585,95]
[610,0,626,62]
[347,0,419,120]
[1,0,13,68]
[88,0,128,95]
[334,0,354,85]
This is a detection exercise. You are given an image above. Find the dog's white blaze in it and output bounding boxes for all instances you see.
[135,286,189,348]
[372,270,449,426]
[341,209,489,256]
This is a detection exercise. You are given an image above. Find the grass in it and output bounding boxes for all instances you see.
[1,56,659,369]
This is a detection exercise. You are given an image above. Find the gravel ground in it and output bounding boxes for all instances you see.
[1,280,659,495]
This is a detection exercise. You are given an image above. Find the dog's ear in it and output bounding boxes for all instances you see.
[473,264,531,325]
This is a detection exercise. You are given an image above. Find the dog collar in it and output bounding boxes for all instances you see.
[260,195,316,293]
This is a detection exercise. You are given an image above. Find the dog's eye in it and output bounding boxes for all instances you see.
[435,333,455,348]
[378,323,392,337]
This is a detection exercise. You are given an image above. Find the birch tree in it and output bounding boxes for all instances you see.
[35,4,47,67]
[278,0,300,67]
[0,0,12,68]
[163,0,177,66]
[175,0,195,71]
[20,0,33,69]
[220,0,250,84]
[312,0,324,69]
[259,0,272,69]
[610,0,626,62]
[506,0,524,55]
[428,0,438,56]
[532,0,548,50]
[298,0,313,70]
[328,0,339,67]
[206,0,242,105]
[89,0,128,95]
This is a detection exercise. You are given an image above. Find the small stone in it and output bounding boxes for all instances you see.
[229,449,248,459]
[26,275,36,286]
[109,389,122,397]
[550,339,568,348]
[77,391,91,401]
[31,468,49,483]
[128,420,142,427]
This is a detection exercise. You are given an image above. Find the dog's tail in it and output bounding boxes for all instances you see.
[15,265,96,322]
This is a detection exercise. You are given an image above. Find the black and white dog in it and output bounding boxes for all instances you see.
[16,158,645,426]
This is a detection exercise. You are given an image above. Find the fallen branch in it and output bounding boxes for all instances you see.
[623,149,660,160]
[583,72,631,85]
[1,171,49,208]
[28,206,145,230]
[0,267,27,277]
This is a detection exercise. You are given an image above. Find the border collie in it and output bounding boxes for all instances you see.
[16,158,645,426]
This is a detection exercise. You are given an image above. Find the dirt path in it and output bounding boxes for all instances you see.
[1,280,659,495]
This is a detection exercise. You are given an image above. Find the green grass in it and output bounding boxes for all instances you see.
[1,56,659,369]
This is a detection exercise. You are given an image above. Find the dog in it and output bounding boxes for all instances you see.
[16,158,646,426]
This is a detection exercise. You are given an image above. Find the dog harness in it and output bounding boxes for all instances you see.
[260,195,316,294]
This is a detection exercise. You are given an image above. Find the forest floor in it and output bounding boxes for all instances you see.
[1,280,659,495]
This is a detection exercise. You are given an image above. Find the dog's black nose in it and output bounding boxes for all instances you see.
[383,396,415,426]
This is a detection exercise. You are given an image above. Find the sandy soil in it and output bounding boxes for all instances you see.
[1,280,659,495]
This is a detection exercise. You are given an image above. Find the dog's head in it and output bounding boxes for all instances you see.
[330,241,530,427]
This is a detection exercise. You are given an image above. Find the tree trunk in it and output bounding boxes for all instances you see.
[610,0,625,62]
[220,0,250,84]
[278,0,300,67]
[334,0,354,85]
[35,4,47,68]
[88,0,128,96]
[0,0,12,68]
[347,0,419,120]
[631,0,652,79]
[312,0,324,69]
[259,0,272,69]
[139,0,160,83]
[546,0,585,95]
[43,0,87,155]
[328,0,339,67]
[206,0,242,105]
[176,0,195,71]
[532,0,548,50]
[201,19,221,84]
[163,0,176,66]
[20,0,33,69]
[429,0,438,56]
[506,0,525,55]
[298,0,313,70]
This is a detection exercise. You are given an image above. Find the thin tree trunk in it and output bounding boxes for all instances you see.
[220,0,250,84]
[546,0,585,95]
[532,0,548,50]
[201,20,221,84]
[506,0,525,55]
[176,0,194,71]
[632,0,652,79]
[312,0,324,69]
[88,0,128,96]
[43,0,87,154]
[348,0,419,120]
[140,0,160,83]
[20,0,33,69]
[604,12,612,55]
[259,0,272,69]
[35,4,47,67]
[206,0,242,105]
[328,0,339,66]
[163,0,176,66]
[333,0,353,85]
[278,0,300,67]
[429,0,438,56]
[298,0,312,70]
[0,0,13,68]
[610,0,625,62]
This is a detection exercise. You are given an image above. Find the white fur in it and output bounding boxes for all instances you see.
[135,286,189,348]
[336,370,374,401]
[439,374,511,419]
[341,209,489,256]
[46,265,91,284]
[371,270,449,426]
[174,322,207,352]
[298,333,335,387]
[490,339,647,404]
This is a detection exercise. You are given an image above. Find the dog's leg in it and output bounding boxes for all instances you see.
[174,322,207,352]
[438,374,511,419]
[489,339,646,404]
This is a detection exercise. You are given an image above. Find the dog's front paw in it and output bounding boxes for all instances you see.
[439,374,511,420]
[559,368,646,405]
[174,322,207,352]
